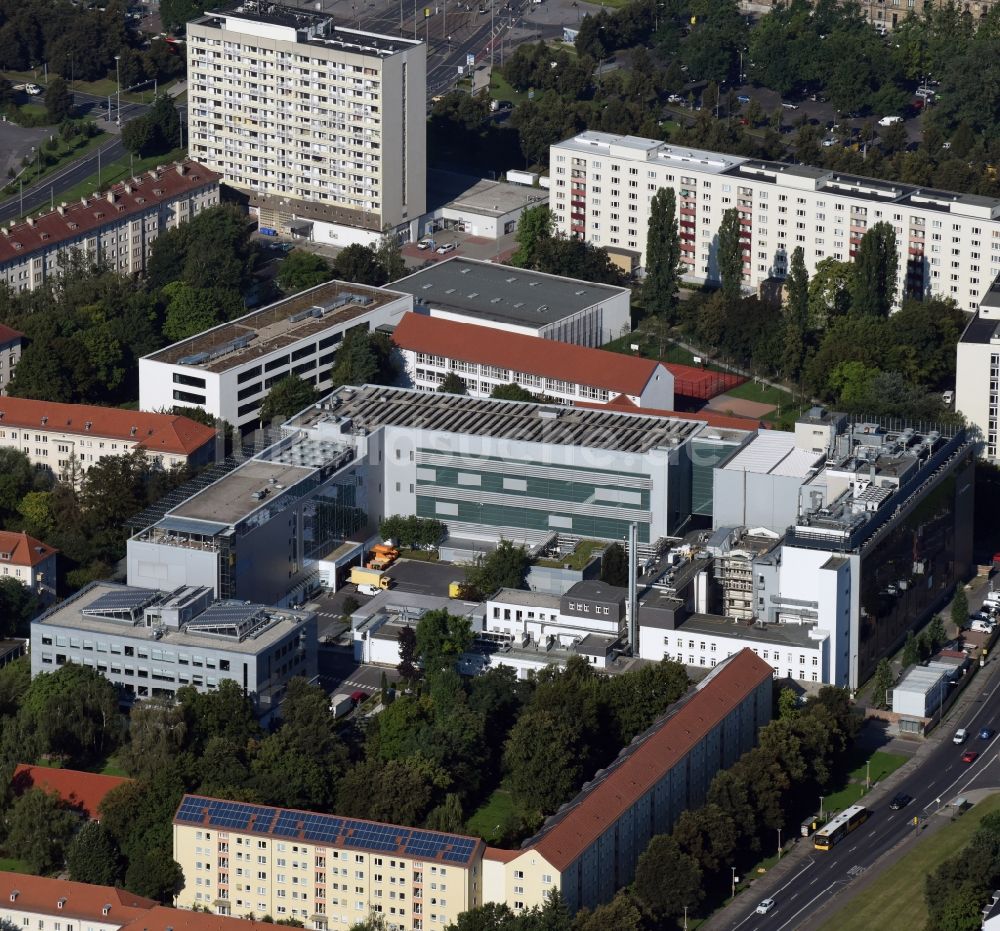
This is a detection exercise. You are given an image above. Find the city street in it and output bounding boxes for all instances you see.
[712,646,1000,931]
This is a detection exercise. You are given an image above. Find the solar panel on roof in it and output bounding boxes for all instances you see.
[85,588,159,614]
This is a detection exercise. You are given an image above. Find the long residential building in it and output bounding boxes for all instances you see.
[0,873,158,931]
[138,280,412,429]
[30,581,317,719]
[392,312,675,409]
[0,397,217,480]
[550,131,1000,312]
[169,648,773,925]
[187,1,426,246]
[956,271,1000,461]
[0,161,219,293]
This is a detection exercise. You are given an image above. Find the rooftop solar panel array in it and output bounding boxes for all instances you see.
[83,588,160,617]
[174,796,479,864]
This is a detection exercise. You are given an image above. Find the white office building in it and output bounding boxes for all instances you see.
[187,1,426,246]
[31,582,317,719]
[956,272,1000,460]
[550,131,1000,312]
[138,279,412,429]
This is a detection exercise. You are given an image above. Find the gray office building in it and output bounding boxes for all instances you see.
[31,582,317,720]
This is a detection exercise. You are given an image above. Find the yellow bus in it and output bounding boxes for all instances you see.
[814,805,869,851]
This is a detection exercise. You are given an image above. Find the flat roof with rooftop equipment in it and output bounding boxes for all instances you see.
[390,257,629,329]
[289,385,712,454]
[144,281,404,372]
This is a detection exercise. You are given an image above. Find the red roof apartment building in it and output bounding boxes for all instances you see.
[392,312,676,410]
[0,160,219,293]
[481,648,774,913]
[0,397,217,481]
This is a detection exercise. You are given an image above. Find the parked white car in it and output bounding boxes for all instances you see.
[878,115,902,126]
[25,83,42,96]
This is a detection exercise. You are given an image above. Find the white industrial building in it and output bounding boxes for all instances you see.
[187,1,426,246]
[891,660,960,719]
[550,131,1000,311]
[389,257,631,347]
[138,279,411,429]
[392,311,675,408]
[956,272,1000,461]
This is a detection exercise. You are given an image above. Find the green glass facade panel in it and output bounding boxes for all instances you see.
[690,439,730,517]
[416,496,650,543]
[423,466,651,511]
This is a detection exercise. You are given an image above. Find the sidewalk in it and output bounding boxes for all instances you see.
[697,647,1000,931]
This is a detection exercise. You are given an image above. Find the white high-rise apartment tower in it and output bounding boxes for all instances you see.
[187,1,426,246]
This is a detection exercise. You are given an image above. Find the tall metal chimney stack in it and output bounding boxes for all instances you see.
[628,523,638,655]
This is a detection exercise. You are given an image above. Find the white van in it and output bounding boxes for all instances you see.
[954,728,968,744]
[878,115,903,126]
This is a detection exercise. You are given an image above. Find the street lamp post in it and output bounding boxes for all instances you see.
[777,827,782,859]
[866,758,871,791]
[731,866,738,899]
[819,795,824,820]
[114,54,121,126]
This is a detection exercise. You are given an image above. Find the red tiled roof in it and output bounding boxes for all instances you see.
[483,847,521,863]
[0,397,216,456]
[121,906,270,931]
[0,532,57,567]
[392,313,665,396]
[528,649,773,872]
[0,871,157,922]
[12,764,131,820]
[577,395,763,431]
[0,161,219,266]
[0,324,23,345]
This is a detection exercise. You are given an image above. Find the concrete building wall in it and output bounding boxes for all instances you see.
[955,338,997,460]
[173,821,477,929]
[127,540,219,595]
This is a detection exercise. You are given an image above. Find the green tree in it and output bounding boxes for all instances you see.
[778,687,799,720]
[123,845,184,901]
[850,221,898,317]
[415,609,474,675]
[121,116,154,157]
[0,449,37,519]
[600,543,628,587]
[504,707,585,815]
[871,658,894,710]
[44,76,73,122]
[118,697,188,782]
[634,834,703,920]
[717,207,744,303]
[259,374,318,425]
[901,630,920,667]
[329,328,397,389]
[161,281,223,342]
[375,230,406,284]
[466,539,530,597]
[277,250,333,291]
[335,755,444,826]
[66,821,122,885]
[4,788,79,874]
[490,383,538,402]
[20,662,121,764]
[929,614,947,650]
[643,187,682,320]
[511,205,554,269]
[571,891,645,931]
[437,372,467,394]
[782,246,810,380]
[952,586,969,631]
[397,625,419,680]
[331,244,387,286]
[673,803,738,872]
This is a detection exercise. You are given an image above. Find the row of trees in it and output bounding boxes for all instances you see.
[511,206,624,285]
[378,515,446,550]
[639,190,962,421]
[925,808,1000,930]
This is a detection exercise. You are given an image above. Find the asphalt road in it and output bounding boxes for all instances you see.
[717,651,1000,931]
[0,90,186,224]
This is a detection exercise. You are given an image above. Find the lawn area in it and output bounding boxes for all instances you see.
[0,858,31,874]
[533,539,604,570]
[660,119,681,137]
[603,332,730,373]
[489,71,527,106]
[817,792,1000,931]
[398,548,440,563]
[1,71,175,105]
[821,751,909,815]
[99,754,128,777]
[53,145,187,207]
[726,379,793,408]
[466,789,518,844]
